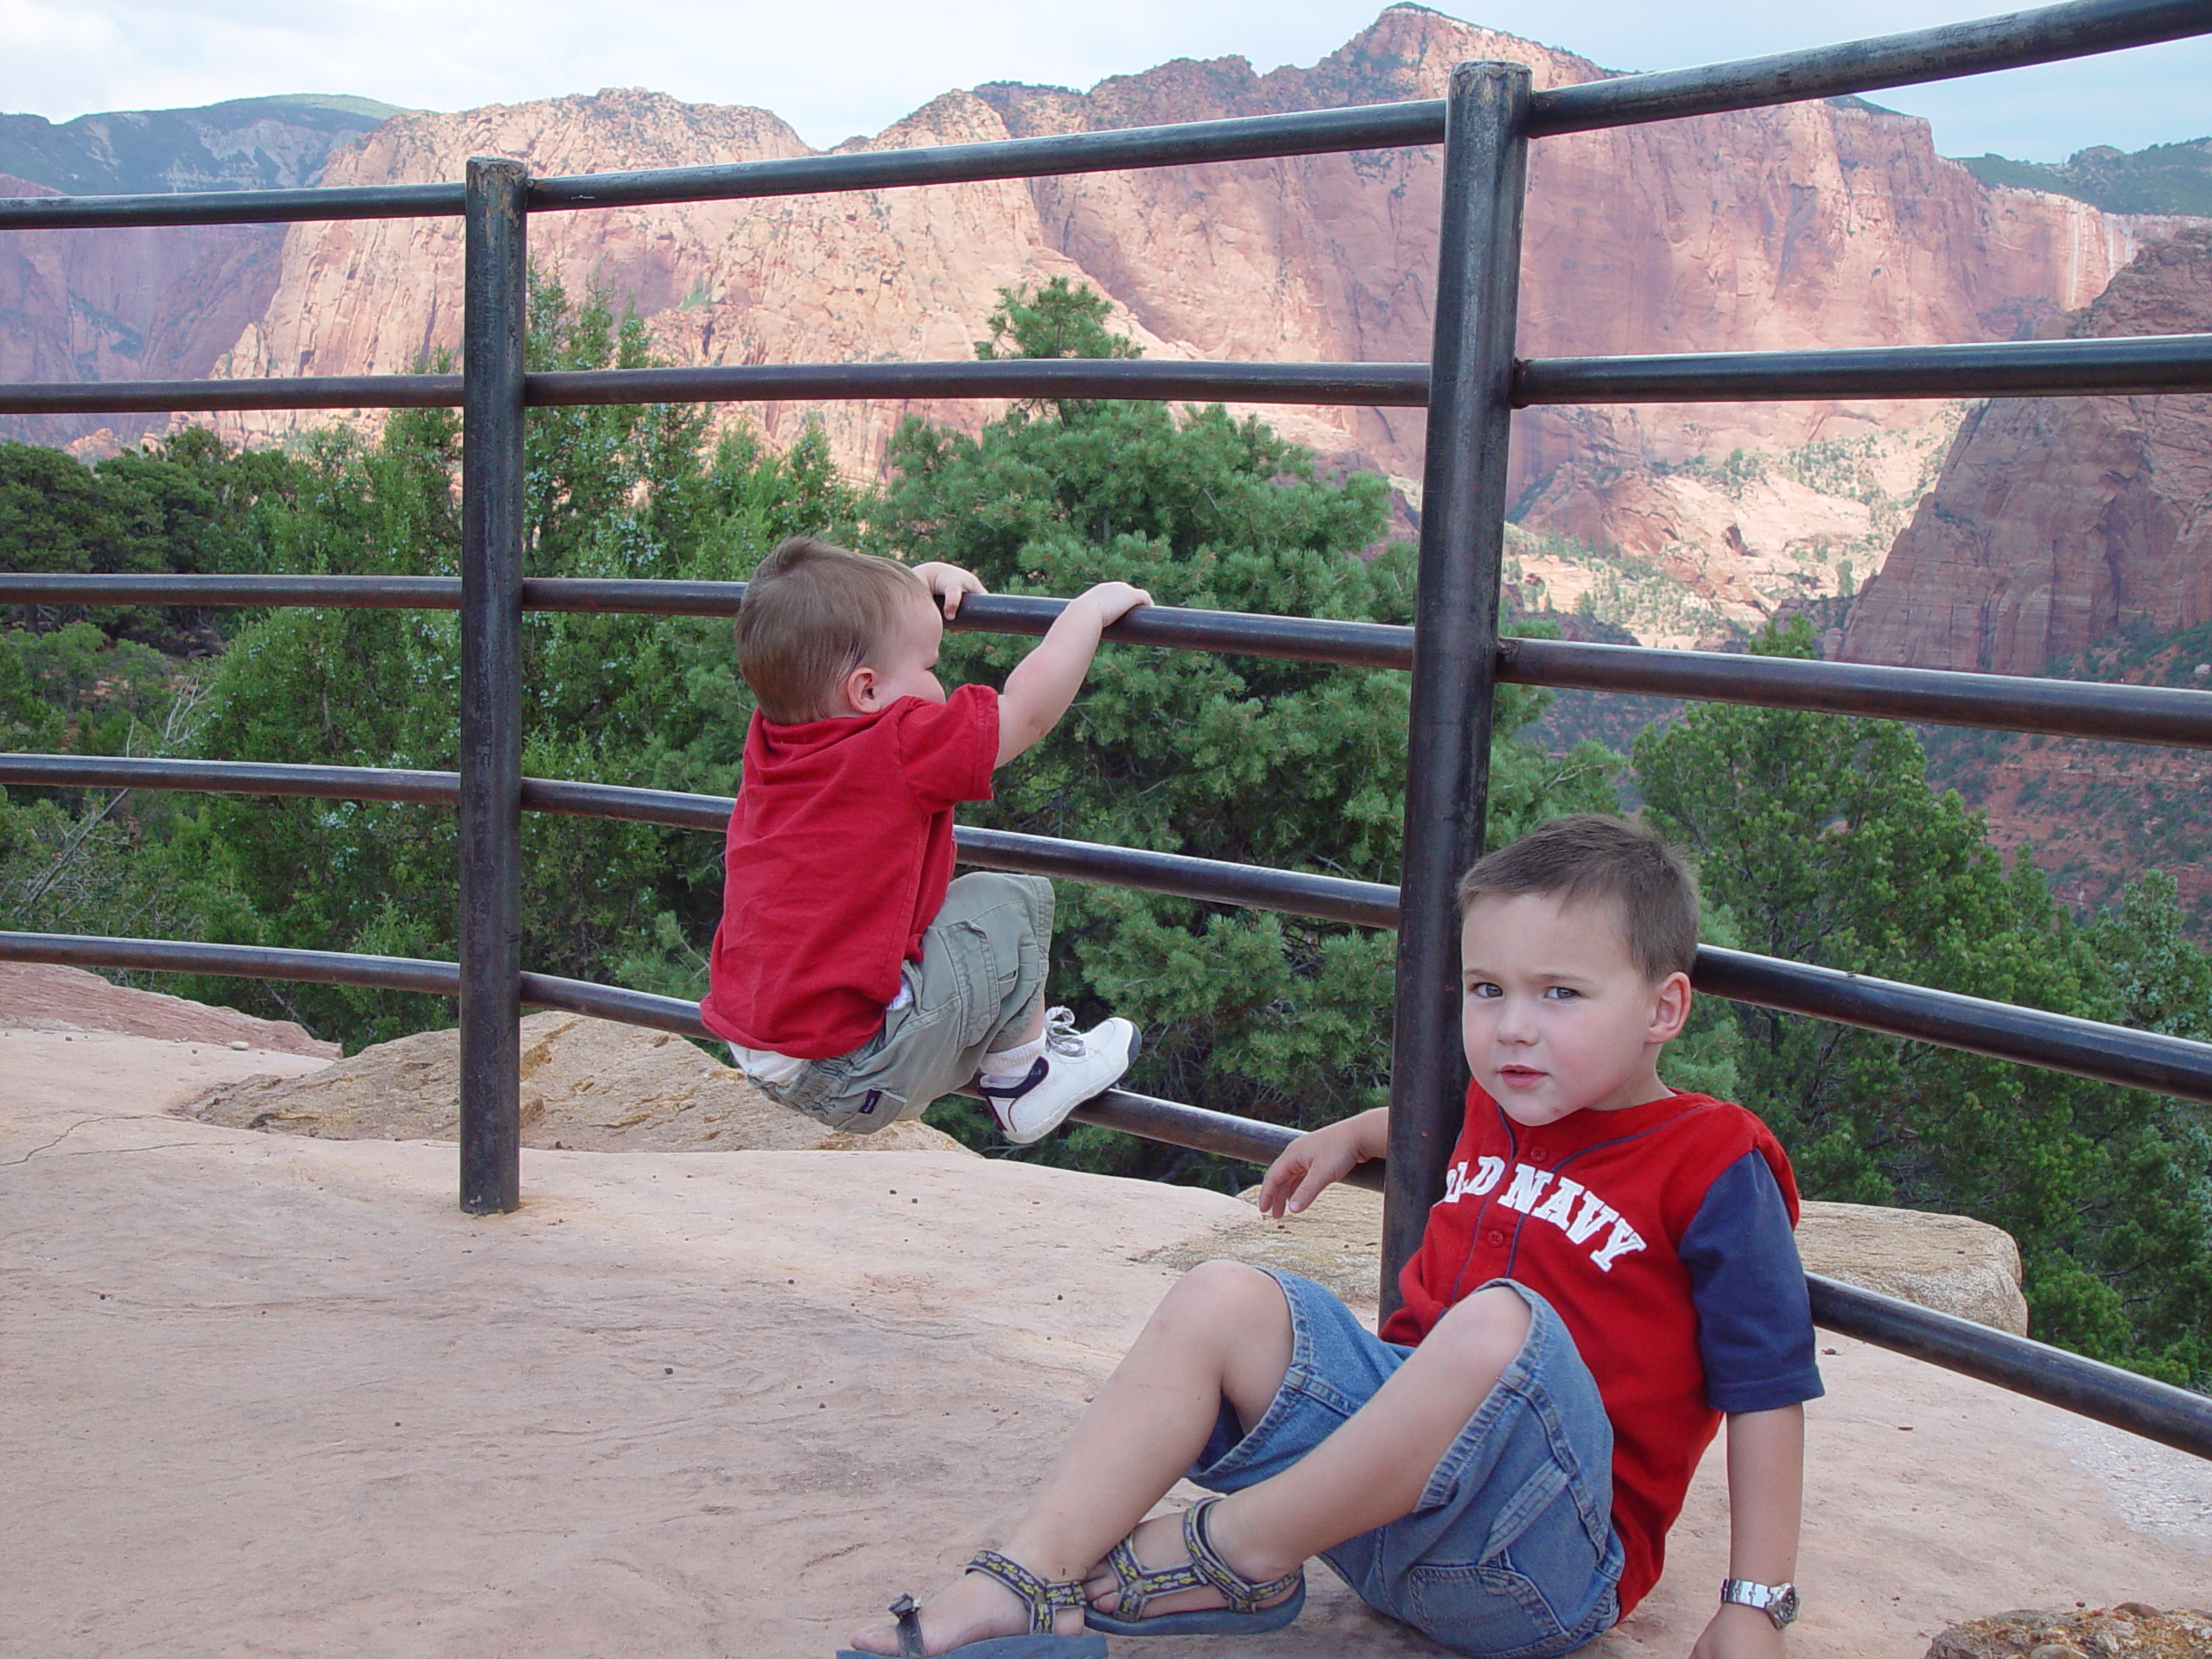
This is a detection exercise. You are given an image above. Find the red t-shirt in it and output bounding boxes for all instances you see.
[1381,1084,1810,1617]
[700,684,999,1057]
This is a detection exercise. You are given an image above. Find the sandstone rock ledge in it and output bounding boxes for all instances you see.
[182,1007,968,1154]
[1154,1185,2032,1338]
[3,992,2208,1658]
[1928,1605,2212,1659]
[0,960,336,1055]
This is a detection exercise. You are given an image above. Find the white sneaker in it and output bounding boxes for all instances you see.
[976,1007,1141,1146]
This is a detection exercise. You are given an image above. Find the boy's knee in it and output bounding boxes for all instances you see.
[1426,1283,1533,1373]
[1157,1260,1287,1338]
[1153,1262,1294,1419]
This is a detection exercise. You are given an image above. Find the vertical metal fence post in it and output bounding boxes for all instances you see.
[458,156,529,1215]
[1382,63,1531,1310]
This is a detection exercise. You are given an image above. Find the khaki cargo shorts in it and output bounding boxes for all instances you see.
[753,871,1053,1135]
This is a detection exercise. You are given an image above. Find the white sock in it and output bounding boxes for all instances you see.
[977,1032,1046,1087]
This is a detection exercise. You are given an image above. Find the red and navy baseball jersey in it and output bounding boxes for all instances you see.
[1382,1084,1823,1615]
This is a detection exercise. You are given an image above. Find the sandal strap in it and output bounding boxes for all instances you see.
[1184,1497,1305,1614]
[887,1593,926,1659]
[965,1550,1087,1636]
[1097,1532,1205,1618]
[1096,1498,1304,1620]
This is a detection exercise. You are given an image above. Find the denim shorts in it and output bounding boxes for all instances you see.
[747,871,1052,1134]
[1189,1270,1623,1658]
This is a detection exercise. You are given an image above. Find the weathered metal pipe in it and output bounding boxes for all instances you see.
[457,156,529,1217]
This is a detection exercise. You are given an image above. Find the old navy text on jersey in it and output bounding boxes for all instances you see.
[1439,1157,1649,1272]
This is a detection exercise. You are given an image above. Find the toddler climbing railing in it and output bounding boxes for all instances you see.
[5,0,2212,1462]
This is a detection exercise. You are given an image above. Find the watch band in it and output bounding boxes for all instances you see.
[1719,1579,1800,1629]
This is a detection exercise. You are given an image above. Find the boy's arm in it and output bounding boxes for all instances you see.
[1256,1108,1389,1217]
[1689,1404,1804,1659]
[995,581,1153,766]
[910,562,987,618]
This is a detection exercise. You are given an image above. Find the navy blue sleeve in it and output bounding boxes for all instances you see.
[1679,1150,1825,1414]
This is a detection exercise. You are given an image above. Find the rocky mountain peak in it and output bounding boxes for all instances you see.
[0,95,398,197]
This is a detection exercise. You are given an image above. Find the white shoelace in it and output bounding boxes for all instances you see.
[1043,1006,1085,1058]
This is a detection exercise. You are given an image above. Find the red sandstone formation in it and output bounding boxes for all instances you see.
[189,8,2196,507]
[972,11,2196,499]
[0,175,288,450]
[1843,228,2212,674]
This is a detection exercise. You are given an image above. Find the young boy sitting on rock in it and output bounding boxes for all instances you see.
[700,536,1152,1145]
[840,813,1821,1659]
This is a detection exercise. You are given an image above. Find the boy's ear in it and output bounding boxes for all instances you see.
[838,662,880,715]
[1649,971,1692,1045]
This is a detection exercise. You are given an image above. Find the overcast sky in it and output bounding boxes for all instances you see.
[4,0,2209,163]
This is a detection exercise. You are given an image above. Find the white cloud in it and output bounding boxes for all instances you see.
[0,0,118,58]
[1,0,2206,162]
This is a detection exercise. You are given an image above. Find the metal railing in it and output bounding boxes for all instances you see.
[6,0,2212,1460]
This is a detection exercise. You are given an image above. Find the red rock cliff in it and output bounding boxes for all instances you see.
[1841,227,2212,674]
[976,8,2196,499]
[197,7,2194,505]
[0,175,287,450]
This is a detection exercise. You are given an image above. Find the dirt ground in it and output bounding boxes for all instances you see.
[3,1019,2208,1659]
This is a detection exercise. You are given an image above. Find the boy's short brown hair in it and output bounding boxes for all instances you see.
[735,536,929,723]
[1457,814,1699,982]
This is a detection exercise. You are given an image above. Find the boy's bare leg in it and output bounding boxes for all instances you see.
[843,1261,1293,1654]
[1085,1284,1532,1621]
[844,1272,1532,1651]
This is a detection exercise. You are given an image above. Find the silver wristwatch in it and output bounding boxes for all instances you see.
[1719,1579,1799,1629]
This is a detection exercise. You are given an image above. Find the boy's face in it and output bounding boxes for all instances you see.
[843,589,947,714]
[1459,891,1690,1127]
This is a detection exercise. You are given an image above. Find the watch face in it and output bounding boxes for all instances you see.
[1770,1586,1800,1627]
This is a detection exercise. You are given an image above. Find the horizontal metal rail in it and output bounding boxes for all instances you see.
[1525,0,2212,136]
[2,575,472,611]
[0,374,461,415]
[0,103,1443,232]
[3,0,2206,231]
[10,753,2212,1104]
[1516,332,2212,404]
[11,576,2212,752]
[0,924,1292,1174]
[1494,636,2212,750]
[516,774,1404,927]
[1694,946,2212,1104]
[530,103,1450,215]
[0,753,1400,929]
[527,360,1430,408]
[0,574,1415,668]
[2,923,2202,1456]
[13,330,2212,416]
[0,359,1427,416]
[0,180,465,232]
[1803,1275,2212,1459]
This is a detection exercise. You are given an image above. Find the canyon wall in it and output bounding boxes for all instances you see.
[1842,227,2212,675]
[9,5,2204,644]
[194,5,2196,516]
[976,12,2196,499]
[0,99,394,451]
[0,175,290,452]
[194,87,1222,471]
